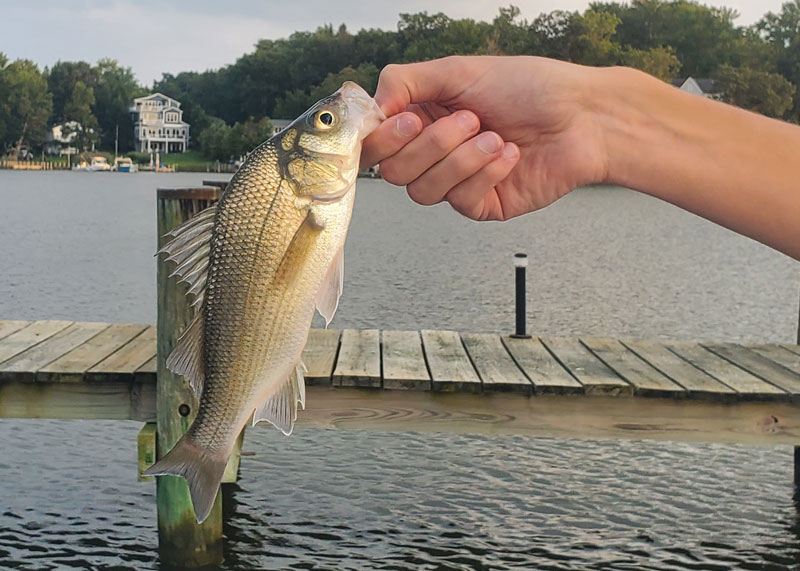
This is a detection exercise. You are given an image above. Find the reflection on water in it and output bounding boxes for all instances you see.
[0,171,799,569]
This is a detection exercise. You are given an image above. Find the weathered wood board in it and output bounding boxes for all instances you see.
[421,330,481,392]
[333,329,381,387]
[622,339,734,398]
[503,336,583,394]
[302,328,340,385]
[540,337,632,395]
[382,330,430,390]
[704,343,800,397]
[462,333,531,394]
[666,342,786,399]
[582,338,684,397]
[38,323,149,383]
[0,322,108,382]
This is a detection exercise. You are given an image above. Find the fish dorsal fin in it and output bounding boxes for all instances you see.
[166,310,205,398]
[315,246,344,327]
[159,204,216,307]
[252,363,306,435]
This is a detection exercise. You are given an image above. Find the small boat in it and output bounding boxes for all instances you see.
[113,157,138,173]
[73,156,111,172]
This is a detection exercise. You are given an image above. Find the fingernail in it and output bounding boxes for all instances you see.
[476,132,502,154]
[455,111,478,131]
[501,143,519,159]
[396,115,420,138]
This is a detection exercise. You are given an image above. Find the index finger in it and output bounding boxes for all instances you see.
[375,57,473,117]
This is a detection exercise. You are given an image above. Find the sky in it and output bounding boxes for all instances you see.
[0,0,790,86]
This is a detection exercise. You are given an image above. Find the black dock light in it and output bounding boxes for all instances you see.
[511,253,531,339]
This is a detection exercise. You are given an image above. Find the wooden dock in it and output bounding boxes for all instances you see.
[3,319,800,445]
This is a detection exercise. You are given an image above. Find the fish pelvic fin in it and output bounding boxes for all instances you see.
[141,434,228,524]
[253,362,307,435]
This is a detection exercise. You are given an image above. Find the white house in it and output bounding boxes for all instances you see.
[44,122,80,155]
[130,93,190,153]
[270,119,293,135]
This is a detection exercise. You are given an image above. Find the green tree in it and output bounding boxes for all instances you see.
[399,12,491,61]
[622,45,681,80]
[47,61,98,124]
[714,64,796,118]
[93,59,145,152]
[198,118,231,161]
[1,59,52,155]
[274,63,379,118]
[570,9,623,65]
[62,80,98,151]
[489,5,539,55]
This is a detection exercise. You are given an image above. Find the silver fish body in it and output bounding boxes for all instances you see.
[143,82,384,522]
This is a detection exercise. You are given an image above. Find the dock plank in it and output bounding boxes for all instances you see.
[302,328,340,385]
[622,339,734,397]
[333,329,381,387]
[37,323,148,383]
[421,330,481,392]
[0,321,73,365]
[382,330,430,390]
[750,345,800,376]
[540,337,632,395]
[582,338,686,397]
[135,355,157,383]
[503,336,583,394]
[0,321,31,340]
[0,322,109,382]
[87,326,157,381]
[665,342,786,398]
[462,333,531,394]
[782,345,800,356]
[703,343,800,396]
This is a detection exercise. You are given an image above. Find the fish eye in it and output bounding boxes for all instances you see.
[314,110,337,130]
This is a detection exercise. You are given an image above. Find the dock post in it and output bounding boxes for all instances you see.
[155,187,222,567]
[511,253,531,339]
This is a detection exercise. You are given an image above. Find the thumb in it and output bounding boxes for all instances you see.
[375,57,474,117]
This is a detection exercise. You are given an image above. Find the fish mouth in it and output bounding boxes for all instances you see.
[337,81,386,137]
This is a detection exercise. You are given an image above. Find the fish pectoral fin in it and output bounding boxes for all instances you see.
[315,245,344,327]
[166,310,205,398]
[252,363,307,435]
[158,204,216,307]
[275,210,324,283]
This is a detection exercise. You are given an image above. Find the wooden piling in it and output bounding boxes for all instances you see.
[155,187,223,567]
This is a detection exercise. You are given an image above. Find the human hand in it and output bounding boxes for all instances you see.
[361,56,612,221]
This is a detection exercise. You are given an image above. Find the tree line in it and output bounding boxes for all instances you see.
[3,1,800,160]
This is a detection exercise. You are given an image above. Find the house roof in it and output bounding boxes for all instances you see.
[671,77,717,94]
[133,92,182,107]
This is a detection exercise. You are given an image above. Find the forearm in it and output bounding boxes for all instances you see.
[594,66,800,259]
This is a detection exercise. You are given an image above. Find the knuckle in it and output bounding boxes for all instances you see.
[425,127,451,152]
[379,63,400,83]
[406,180,440,206]
[378,161,405,186]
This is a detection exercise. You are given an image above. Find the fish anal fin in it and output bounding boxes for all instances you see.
[166,311,204,398]
[315,246,344,327]
[252,363,306,435]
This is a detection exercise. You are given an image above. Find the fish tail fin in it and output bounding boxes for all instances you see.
[142,433,228,523]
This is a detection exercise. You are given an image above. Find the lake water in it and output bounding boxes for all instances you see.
[1,171,799,570]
